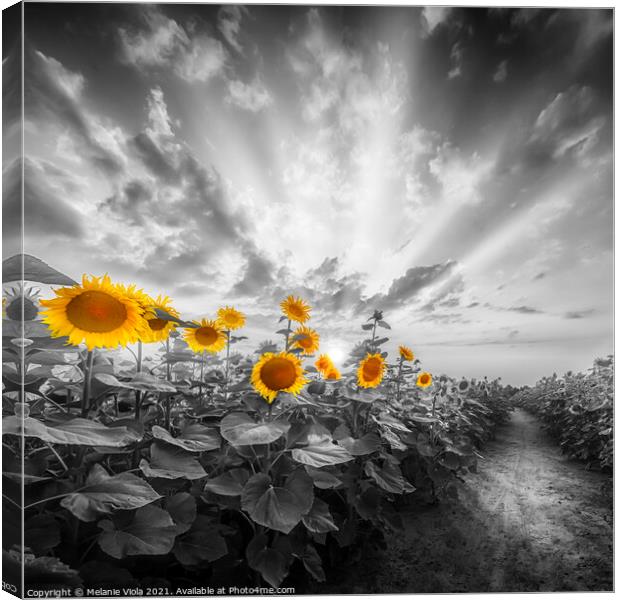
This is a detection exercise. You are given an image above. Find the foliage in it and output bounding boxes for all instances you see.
[3,254,514,592]
[511,357,613,471]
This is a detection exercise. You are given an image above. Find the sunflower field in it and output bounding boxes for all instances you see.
[511,357,613,472]
[3,254,514,595]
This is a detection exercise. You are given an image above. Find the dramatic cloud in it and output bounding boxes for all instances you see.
[493,59,507,82]
[226,78,273,112]
[15,5,612,384]
[421,7,452,36]
[119,7,228,83]
[218,5,246,53]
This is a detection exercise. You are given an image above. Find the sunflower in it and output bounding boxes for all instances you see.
[183,318,227,354]
[399,345,414,362]
[315,354,334,374]
[4,283,41,321]
[325,367,341,381]
[457,379,470,393]
[417,372,433,388]
[251,351,307,404]
[217,305,246,330]
[292,325,320,355]
[357,353,385,389]
[140,295,179,343]
[280,295,311,323]
[39,275,147,350]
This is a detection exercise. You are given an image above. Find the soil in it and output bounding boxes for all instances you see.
[322,409,613,593]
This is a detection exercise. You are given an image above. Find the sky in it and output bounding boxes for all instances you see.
[2,4,614,385]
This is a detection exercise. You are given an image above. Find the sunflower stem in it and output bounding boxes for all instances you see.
[81,350,95,418]
[224,330,231,402]
[285,319,291,351]
[200,353,205,404]
[135,342,143,420]
[396,356,404,403]
[165,337,172,430]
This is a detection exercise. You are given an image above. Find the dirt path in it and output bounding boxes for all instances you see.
[326,409,613,593]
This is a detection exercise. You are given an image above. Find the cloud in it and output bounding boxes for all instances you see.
[531,85,605,160]
[226,78,273,112]
[564,309,595,319]
[507,305,543,314]
[289,9,406,135]
[493,59,507,83]
[448,42,463,79]
[367,260,458,311]
[26,48,126,176]
[218,5,246,53]
[4,157,85,241]
[429,144,491,205]
[230,245,276,297]
[421,7,452,36]
[119,7,228,83]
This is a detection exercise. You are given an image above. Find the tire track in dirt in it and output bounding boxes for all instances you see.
[324,409,613,593]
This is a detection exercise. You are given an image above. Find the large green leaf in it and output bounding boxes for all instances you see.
[3,416,142,447]
[3,254,77,285]
[304,466,343,489]
[220,412,290,446]
[173,515,228,566]
[164,492,196,535]
[246,534,290,588]
[297,544,326,582]
[301,498,339,533]
[97,504,177,559]
[60,465,161,522]
[139,441,207,480]
[364,461,415,494]
[151,424,220,452]
[94,372,176,393]
[338,432,381,456]
[241,473,310,534]
[204,468,250,496]
[291,433,353,468]
[27,351,80,366]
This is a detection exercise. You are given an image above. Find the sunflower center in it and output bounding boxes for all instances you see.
[260,357,297,391]
[362,357,382,381]
[66,291,128,333]
[148,318,168,332]
[195,326,218,346]
[297,334,313,349]
[421,374,430,385]
[289,304,305,318]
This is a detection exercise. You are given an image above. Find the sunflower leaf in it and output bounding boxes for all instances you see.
[97,504,177,559]
[151,424,220,452]
[220,412,290,446]
[60,464,161,521]
[3,416,142,447]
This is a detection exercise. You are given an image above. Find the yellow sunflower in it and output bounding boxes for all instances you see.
[357,353,385,389]
[315,354,334,374]
[399,345,414,362]
[280,295,311,323]
[251,351,307,404]
[140,295,179,343]
[325,367,341,381]
[39,275,147,350]
[292,325,320,355]
[417,372,433,388]
[183,318,227,354]
[217,305,246,330]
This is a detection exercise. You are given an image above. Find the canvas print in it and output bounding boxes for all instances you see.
[1,3,613,597]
